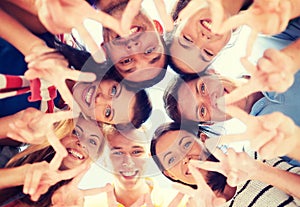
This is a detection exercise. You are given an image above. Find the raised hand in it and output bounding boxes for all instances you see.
[173,164,225,207]
[217,106,300,159]
[24,46,96,110]
[35,0,126,60]
[190,148,259,187]
[23,153,88,202]
[120,0,173,34]
[215,0,292,35]
[223,53,295,105]
[51,170,115,207]
[7,108,76,156]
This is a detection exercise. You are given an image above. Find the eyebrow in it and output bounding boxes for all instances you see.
[178,135,191,146]
[76,125,84,133]
[163,152,172,161]
[149,53,162,65]
[177,36,210,63]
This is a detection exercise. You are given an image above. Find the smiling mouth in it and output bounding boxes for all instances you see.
[120,170,139,179]
[85,86,95,106]
[67,148,84,160]
[200,19,212,31]
[130,26,142,34]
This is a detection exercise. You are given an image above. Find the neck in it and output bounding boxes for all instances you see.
[219,184,237,201]
[244,92,264,114]
[114,179,151,207]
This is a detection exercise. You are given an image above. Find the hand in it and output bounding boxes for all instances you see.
[35,0,125,60]
[120,0,173,33]
[173,164,225,207]
[190,148,259,187]
[7,108,76,156]
[214,0,292,35]
[223,54,295,105]
[217,106,299,159]
[23,153,88,202]
[24,46,96,110]
[51,168,115,207]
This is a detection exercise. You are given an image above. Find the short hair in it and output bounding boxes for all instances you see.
[112,36,169,89]
[171,0,191,21]
[116,89,152,130]
[163,75,198,123]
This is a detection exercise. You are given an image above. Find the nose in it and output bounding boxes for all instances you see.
[122,155,135,168]
[209,91,218,108]
[183,155,192,165]
[126,40,141,51]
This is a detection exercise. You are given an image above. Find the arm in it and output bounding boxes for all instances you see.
[281,38,300,74]
[0,164,29,189]
[0,8,47,56]
[253,161,300,198]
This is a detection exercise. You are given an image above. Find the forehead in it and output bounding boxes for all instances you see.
[108,130,148,149]
[76,117,101,132]
[156,130,191,154]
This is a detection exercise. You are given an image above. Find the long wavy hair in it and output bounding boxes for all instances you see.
[0,119,75,207]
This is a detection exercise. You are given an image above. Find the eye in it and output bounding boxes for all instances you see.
[203,49,214,57]
[168,156,176,165]
[111,85,117,96]
[104,106,111,118]
[112,151,123,155]
[132,150,144,156]
[72,129,80,138]
[89,139,97,146]
[183,141,192,149]
[183,35,193,43]
[201,83,206,94]
[200,105,207,118]
[120,58,133,65]
[145,47,155,54]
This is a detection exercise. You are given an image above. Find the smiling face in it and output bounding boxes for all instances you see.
[102,3,166,82]
[60,116,104,169]
[170,4,231,74]
[72,80,136,125]
[155,130,208,185]
[177,76,246,122]
[107,130,148,190]
[105,31,166,82]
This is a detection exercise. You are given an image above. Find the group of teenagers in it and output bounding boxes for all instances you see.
[1,0,300,206]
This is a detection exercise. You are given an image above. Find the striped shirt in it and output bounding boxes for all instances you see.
[223,151,300,207]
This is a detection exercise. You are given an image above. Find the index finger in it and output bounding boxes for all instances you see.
[153,0,173,32]
[90,10,124,36]
[121,0,143,34]
[49,152,65,170]
[218,12,250,34]
[224,105,252,124]
[223,80,258,105]
[188,164,211,191]
[168,192,185,207]
[47,130,68,158]
[206,0,224,33]
[47,110,77,123]
[70,165,90,185]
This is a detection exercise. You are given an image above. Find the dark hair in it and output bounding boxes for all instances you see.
[115,89,152,130]
[109,36,168,89]
[0,147,70,207]
[171,0,191,21]
[150,122,227,192]
[163,75,199,122]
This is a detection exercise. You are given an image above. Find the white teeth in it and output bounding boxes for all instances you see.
[130,26,138,34]
[121,171,137,177]
[203,20,212,30]
[68,149,84,159]
[85,87,95,105]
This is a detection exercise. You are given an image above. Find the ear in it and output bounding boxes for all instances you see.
[199,132,208,143]
[163,170,178,180]
[153,20,164,34]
